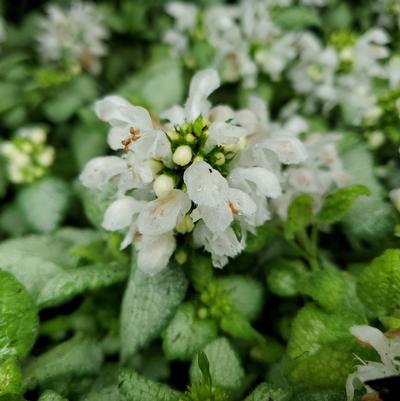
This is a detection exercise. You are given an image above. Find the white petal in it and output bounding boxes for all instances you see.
[350,325,395,369]
[206,121,247,151]
[137,234,176,275]
[185,69,220,121]
[138,190,191,236]
[228,188,256,217]
[229,167,281,198]
[102,197,144,231]
[192,202,233,233]
[79,156,126,189]
[95,95,153,131]
[263,136,308,164]
[160,105,185,125]
[184,161,229,206]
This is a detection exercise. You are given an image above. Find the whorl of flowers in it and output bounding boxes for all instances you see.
[346,325,400,401]
[0,127,55,184]
[80,69,309,275]
[37,1,108,75]
[164,1,399,129]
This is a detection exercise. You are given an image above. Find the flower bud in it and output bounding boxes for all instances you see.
[174,248,188,265]
[176,214,194,234]
[214,152,225,166]
[172,145,192,166]
[153,174,175,198]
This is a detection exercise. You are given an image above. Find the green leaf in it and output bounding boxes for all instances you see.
[0,232,127,309]
[243,383,292,401]
[284,194,314,240]
[23,337,103,391]
[291,387,346,401]
[120,261,188,362]
[0,270,38,358]
[119,369,182,401]
[0,358,21,396]
[220,310,260,342]
[119,59,183,114]
[266,259,307,297]
[316,185,370,225]
[187,253,214,292]
[217,276,265,321]
[287,304,363,360]
[271,6,321,30]
[17,177,71,233]
[38,390,68,401]
[341,142,394,241]
[190,338,244,394]
[79,183,117,228]
[162,303,218,361]
[197,352,212,389]
[298,269,365,314]
[287,305,365,386]
[357,249,400,317]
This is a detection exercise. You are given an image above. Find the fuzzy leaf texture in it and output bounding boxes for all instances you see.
[190,338,245,394]
[284,194,314,240]
[0,270,39,359]
[0,231,127,308]
[316,185,370,225]
[162,303,218,361]
[120,259,188,362]
[22,337,103,391]
[119,369,182,401]
[357,249,400,317]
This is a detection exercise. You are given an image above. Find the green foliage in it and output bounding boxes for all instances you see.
[0,358,22,396]
[38,390,68,401]
[284,194,314,240]
[23,337,103,391]
[190,338,245,394]
[119,369,182,401]
[17,176,71,233]
[317,185,370,225]
[217,275,265,321]
[120,260,188,362]
[162,303,218,361]
[0,270,38,359]
[266,259,307,297]
[0,231,127,308]
[357,249,400,317]
[287,304,365,387]
[271,6,322,30]
[243,383,292,401]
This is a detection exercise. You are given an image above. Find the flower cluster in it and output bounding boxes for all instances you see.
[37,1,108,75]
[80,69,308,275]
[0,127,55,184]
[346,325,400,401]
[164,0,399,130]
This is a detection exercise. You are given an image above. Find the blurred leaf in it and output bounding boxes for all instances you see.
[284,194,314,240]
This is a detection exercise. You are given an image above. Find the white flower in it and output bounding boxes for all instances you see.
[346,325,400,401]
[37,1,108,74]
[193,222,245,268]
[81,68,304,274]
[137,233,177,276]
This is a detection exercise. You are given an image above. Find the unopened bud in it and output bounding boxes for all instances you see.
[176,214,194,234]
[153,174,175,198]
[173,145,192,166]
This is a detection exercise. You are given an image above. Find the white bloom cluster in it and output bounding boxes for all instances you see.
[80,69,309,275]
[37,1,108,75]
[0,127,55,184]
[164,1,399,128]
[346,325,400,401]
[164,0,303,87]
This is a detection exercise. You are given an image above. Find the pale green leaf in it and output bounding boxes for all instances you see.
[119,369,182,401]
[120,263,188,362]
[190,338,244,393]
